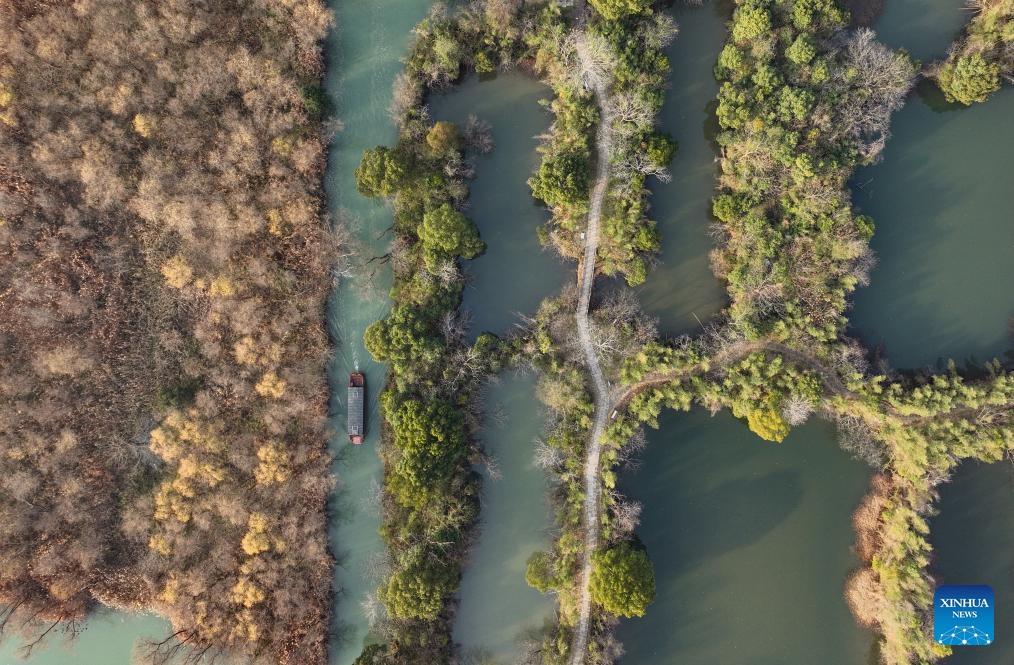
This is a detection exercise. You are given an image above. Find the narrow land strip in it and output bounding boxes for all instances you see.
[569,32,613,665]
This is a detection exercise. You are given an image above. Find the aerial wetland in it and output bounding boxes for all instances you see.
[0,0,1011,664]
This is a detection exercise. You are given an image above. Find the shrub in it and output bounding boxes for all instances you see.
[938,53,1002,105]
[589,0,652,21]
[590,542,655,618]
[746,406,791,442]
[356,146,406,197]
[530,150,591,209]
[426,120,461,154]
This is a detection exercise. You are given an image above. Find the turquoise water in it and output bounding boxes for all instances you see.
[0,612,167,665]
[617,410,875,664]
[323,0,434,662]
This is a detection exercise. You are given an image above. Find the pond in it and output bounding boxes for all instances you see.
[617,409,875,664]
[848,0,1014,369]
[453,374,556,662]
[932,461,1014,665]
[430,72,571,340]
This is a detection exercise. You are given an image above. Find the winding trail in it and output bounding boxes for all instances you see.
[569,33,613,665]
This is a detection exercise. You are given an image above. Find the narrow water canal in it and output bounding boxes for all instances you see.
[453,375,556,662]
[633,3,729,337]
[430,73,564,660]
[324,1,433,662]
[617,410,874,664]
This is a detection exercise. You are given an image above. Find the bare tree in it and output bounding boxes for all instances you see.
[830,28,916,162]
[782,396,815,426]
[463,114,494,154]
[534,438,564,470]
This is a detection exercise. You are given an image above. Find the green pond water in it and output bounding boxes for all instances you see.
[616,410,875,664]
[849,0,1014,369]
[430,73,571,340]
[933,461,1014,664]
[633,2,730,337]
[453,374,556,662]
[323,0,433,662]
[428,73,568,659]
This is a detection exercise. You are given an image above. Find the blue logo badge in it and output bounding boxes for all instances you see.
[935,585,993,646]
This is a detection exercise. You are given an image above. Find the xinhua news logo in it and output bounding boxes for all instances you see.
[934,585,994,646]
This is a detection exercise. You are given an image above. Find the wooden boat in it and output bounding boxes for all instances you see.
[347,372,365,444]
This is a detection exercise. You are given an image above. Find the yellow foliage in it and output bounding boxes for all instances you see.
[271,135,294,156]
[0,83,12,107]
[151,412,226,460]
[159,576,181,605]
[746,407,790,442]
[266,209,285,236]
[132,113,156,137]
[177,455,225,486]
[154,483,192,523]
[149,533,172,556]
[161,255,193,289]
[254,443,291,485]
[233,336,283,367]
[241,512,272,555]
[208,275,237,297]
[231,577,265,608]
[255,371,287,398]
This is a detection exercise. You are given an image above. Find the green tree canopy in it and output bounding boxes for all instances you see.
[590,542,655,618]
[731,5,771,43]
[644,132,678,169]
[588,0,652,21]
[418,203,485,271]
[364,305,441,365]
[381,552,456,620]
[525,550,558,593]
[530,150,590,209]
[355,146,406,198]
[426,120,460,155]
[938,54,1002,105]
[383,397,467,507]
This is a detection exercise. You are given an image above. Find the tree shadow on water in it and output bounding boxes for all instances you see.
[648,468,804,575]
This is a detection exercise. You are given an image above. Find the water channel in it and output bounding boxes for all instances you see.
[429,72,566,660]
[324,0,433,661]
[633,1,730,337]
